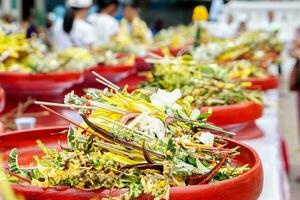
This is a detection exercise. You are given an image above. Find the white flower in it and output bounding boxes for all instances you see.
[190,108,201,120]
[139,116,166,139]
[150,89,182,109]
[198,132,215,147]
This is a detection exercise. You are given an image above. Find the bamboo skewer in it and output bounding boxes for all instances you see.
[95,78,119,91]
[96,115,155,140]
[147,52,163,59]
[35,101,126,115]
[39,105,151,161]
[92,71,120,91]
[35,101,99,110]
[40,105,86,130]
[93,119,152,141]
[37,101,152,139]
[36,100,152,139]
[145,57,198,65]
[39,105,110,142]
[87,100,127,114]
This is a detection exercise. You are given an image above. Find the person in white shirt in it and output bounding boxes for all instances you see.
[121,3,153,44]
[52,0,96,51]
[215,14,238,38]
[209,0,224,21]
[88,0,119,46]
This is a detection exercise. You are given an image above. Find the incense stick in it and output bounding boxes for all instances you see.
[87,100,127,114]
[35,101,126,115]
[95,78,119,91]
[39,105,110,142]
[96,115,155,140]
[92,71,120,91]
[147,52,163,59]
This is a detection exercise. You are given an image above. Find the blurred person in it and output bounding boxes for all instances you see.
[52,5,66,21]
[237,14,248,34]
[88,0,120,45]
[289,29,300,153]
[44,14,54,48]
[213,14,238,38]
[2,13,15,23]
[152,19,164,35]
[120,3,153,44]
[52,0,96,51]
[290,29,300,85]
[259,11,280,33]
[23,11,39,38]
[209,0,224,21]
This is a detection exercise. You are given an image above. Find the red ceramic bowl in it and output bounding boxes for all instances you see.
[0,86,5,113]
[84,63,136,85]
[0,127,263,200]
[245,76,279,91]
[0,72,83,96]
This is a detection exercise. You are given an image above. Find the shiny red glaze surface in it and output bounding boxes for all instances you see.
[135,57,151,72]
[0,127,263,200]
[246,76,279,91]
[0,72,83,96]
[201,102,263,127]
[0,86,5,113]
[84,64,136,85]
[118,73,147,91]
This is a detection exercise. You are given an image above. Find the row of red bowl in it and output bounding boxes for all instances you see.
[0,50,266,199]
[0,62,136,96]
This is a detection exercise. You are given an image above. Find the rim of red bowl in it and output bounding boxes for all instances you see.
[201,101,261,110]
[244,75,278,82]
[0,71,83,77]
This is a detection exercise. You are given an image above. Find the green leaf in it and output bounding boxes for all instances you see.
[200,66,215,75]
[8,148,30,179]
[8,148,21,174]
[196,159,210,174]
[199,123,234,135]
[198,112,212,120]
[129,182,143,198]
[67,126,77,148]
[173,158,195,177]
[186,156,197,166]
[166,138,176,160]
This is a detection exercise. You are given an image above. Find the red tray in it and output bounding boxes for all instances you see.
[0,72,83,96]
[0,127,263,200]
[246,76,279,91]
